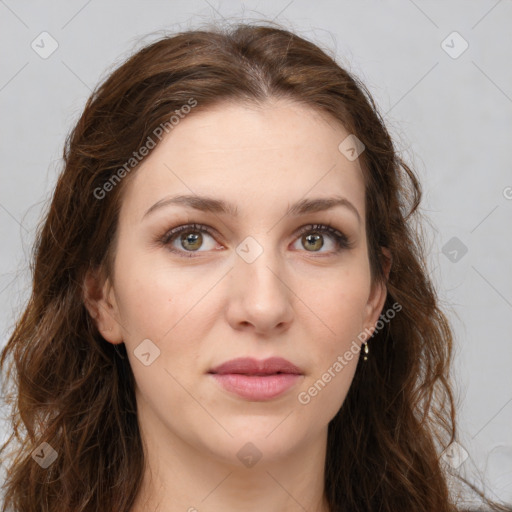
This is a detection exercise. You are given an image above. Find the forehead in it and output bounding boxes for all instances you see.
[119,99,366,224]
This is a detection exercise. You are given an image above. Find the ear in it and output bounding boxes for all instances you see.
[363,247,392,330]
[83,267,124,345]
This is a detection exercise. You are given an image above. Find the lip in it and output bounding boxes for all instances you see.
[208,357,303,401]
[209,357,303,376]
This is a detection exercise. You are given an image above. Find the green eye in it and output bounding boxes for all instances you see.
[159,222,351,258]
[295,224,351,253]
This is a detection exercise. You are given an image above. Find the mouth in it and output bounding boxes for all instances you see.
[208,357,304,401]
[208,356,303,376]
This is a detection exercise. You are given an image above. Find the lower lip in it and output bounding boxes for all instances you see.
[210,373,302,401]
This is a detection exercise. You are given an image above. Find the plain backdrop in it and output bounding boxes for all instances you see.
[1,0,511,506]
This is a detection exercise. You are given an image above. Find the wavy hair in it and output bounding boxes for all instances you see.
[1,21,509,512]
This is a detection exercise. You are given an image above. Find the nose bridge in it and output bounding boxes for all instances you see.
[234,232,283,292]
[228,231,293,328]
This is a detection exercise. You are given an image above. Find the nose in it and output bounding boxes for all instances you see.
[224,236,294,336]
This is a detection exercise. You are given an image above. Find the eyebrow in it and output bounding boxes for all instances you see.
[142,194,361,223]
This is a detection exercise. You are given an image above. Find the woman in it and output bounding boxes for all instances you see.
[1,21,509,512]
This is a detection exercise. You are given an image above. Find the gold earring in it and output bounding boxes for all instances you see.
[362,341,369,361]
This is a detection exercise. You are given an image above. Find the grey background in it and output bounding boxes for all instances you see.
[1,0,511,506]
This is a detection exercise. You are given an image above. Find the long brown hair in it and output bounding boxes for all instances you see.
[1,21,509,512]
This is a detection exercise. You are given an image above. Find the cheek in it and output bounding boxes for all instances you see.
[304,266,370,341]
[297,265,370,402]
[113,249,209,342]
[298,352,359,423]
[116,276,175,342]
[112,251,223,393]
[296,279,367,424]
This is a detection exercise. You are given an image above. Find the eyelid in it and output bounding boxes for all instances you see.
[158,222,353,256]
[294,223,352,248]
[159,223,218,245]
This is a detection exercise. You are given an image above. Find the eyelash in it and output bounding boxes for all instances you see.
[158,222,352,257]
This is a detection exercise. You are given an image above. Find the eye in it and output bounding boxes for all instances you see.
[158,222,352,258]
[159,223,221,257]
[291,224,351,254]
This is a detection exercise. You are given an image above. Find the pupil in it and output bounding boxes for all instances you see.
[182,232,202,251]
[304,233,323,251]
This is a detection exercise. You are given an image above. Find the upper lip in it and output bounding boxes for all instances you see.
[208,357,303,375]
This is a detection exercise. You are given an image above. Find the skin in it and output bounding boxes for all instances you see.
[84,98,390,512]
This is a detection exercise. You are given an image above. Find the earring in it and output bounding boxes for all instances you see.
[362,341,369,361]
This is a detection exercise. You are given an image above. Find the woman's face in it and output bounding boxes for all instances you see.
[88,99,387,467]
